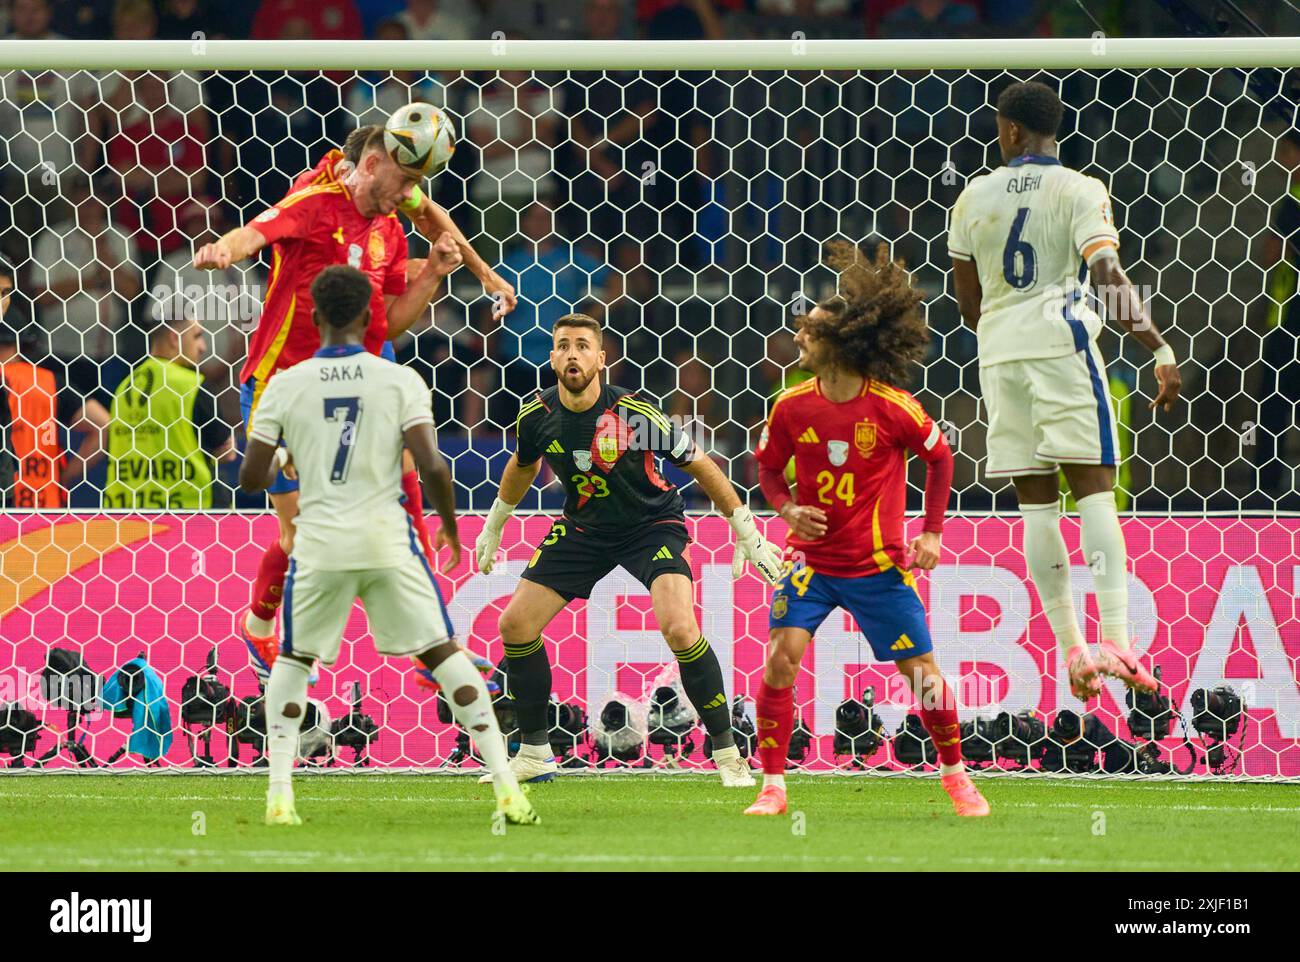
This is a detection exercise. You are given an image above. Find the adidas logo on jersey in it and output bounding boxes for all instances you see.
[798,427,820,444]
[890,634,915,652]
[546,440,564,454]
[653,546,673,561]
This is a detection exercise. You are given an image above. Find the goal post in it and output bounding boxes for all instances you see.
[0,39,1297,778]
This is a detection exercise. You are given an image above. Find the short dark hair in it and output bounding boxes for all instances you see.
[553,312,602,345]
[149,313,192,345]
[996,80,1064,138]
[342,124,386,165]
[311,265,373,329]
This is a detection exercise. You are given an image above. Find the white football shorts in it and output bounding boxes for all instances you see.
[282,552,454,665]
[980,341,1121,478]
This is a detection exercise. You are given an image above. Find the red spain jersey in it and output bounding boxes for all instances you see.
[755,378,949,578]
[293,149,343,192]
[238,165,409,385]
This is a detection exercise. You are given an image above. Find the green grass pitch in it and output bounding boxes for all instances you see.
[2,774,1297,871]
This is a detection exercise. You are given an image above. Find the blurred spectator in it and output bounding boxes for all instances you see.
[1255,129,1300,506]
[251,0,363,40]
[104,315,234,510]
[755,328,809,397]
[878,0,978,38]
[156,0,224,39]
[91,1,211,262]
[51,0,113,37]
[465,66,561,262]
[0,0,100,254]
[495,202,616,396]
[0,276,110,509]
[100,71,208,261]
[146,200,259,428]
[638,0,732,39]
[664,350,726,427]
[487,0,587,38]
[31,177,143,400]
[395,0,481,41]
[346,18,444,125]
[560,0,657,251]
[754,0,850,16]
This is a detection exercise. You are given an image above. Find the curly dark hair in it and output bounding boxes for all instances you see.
[996,80,1063,138]
[801,241,929,388]
[311,265,373,329]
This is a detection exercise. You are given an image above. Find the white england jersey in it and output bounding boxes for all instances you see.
[947,155,1119,367]
[249,346,434,571]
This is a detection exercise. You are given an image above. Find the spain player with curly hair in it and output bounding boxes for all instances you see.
[745,241,990,818]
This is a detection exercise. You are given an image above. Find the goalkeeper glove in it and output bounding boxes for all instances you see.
[474,497,515,573]
[727,505,783,586]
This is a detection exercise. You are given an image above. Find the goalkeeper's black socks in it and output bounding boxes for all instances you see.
[675,637,735,750]
[503,636,552,746]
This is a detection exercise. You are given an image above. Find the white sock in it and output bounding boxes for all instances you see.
[763,773,786,790]
[431,651,520,799]
[266,656,311,801]
[245,610,276,638]
[1020,502,1085,657]
[519,742,552,760]
[1077,490,1130,650]
[940,761,965,777]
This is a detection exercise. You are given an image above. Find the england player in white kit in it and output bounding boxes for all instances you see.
[949,81,1182,702]
[241,264,538,828]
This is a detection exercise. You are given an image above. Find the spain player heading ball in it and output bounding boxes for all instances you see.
[473,314,784,787]
[194,107,468,684]
[746,242,989,818]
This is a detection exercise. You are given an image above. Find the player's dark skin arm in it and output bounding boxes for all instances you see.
[239,438,283,493]
[951,258,982,332]
[1089,253,1181,412]
[403,421,462,572]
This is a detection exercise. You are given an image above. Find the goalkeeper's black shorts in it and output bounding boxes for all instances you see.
[519,517,692,601]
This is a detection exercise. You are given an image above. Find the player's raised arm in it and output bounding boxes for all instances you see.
[386,231,463,338]
[193,225,268,271]
[1089,252,1182,412]
[404,191,517,318]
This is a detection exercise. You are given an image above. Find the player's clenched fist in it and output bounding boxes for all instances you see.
[727,505,783,585]
[193,239,234,270]
[779,502,828,541]
[426,231,462,277]
[907,530,942,570]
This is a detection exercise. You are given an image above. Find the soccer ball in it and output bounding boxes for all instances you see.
[383,102,456,177]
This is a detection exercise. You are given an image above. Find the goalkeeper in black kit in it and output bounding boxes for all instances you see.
[474,313,783,786]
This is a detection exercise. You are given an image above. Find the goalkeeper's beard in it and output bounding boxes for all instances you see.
[556,364,598,396]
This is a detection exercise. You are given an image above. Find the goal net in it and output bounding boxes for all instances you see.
[0,39,1297,778]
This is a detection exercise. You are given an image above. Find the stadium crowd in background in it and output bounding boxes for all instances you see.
[0,0,1298,511]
